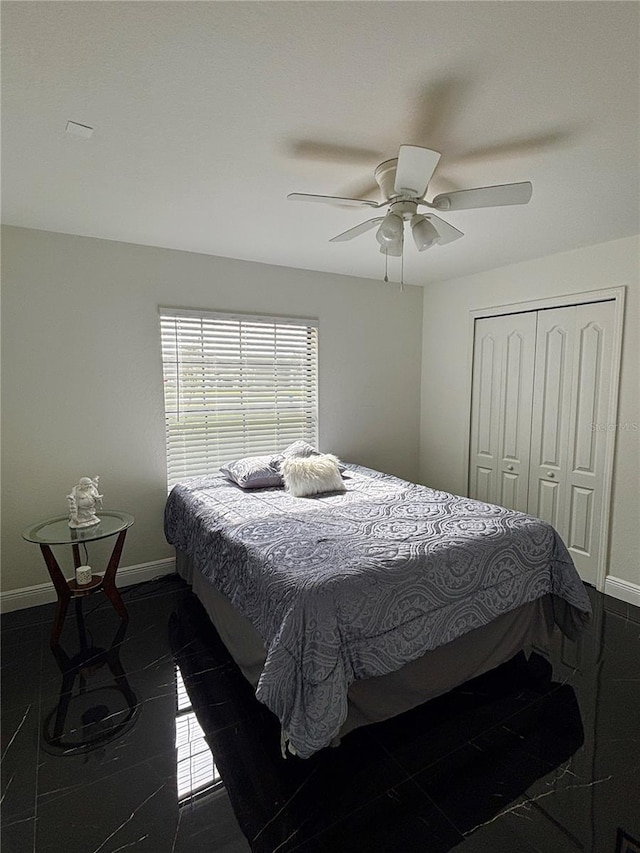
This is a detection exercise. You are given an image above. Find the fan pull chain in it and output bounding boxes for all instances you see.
[400,248,404,292]
[384,249,389,283]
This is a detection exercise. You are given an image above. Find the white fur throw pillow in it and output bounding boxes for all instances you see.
[280,453,346,498]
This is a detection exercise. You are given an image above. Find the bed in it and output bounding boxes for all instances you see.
[164,462,591,759]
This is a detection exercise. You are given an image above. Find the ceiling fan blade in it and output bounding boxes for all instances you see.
[287,140,383,165]
[337,180,381,205]
[411,76,469,152]
[394,145,441,197]
[329,218,385,242]
[287,193,379,208]
[430,182,533,211]
[453,130,571,165]
[424,214,464,245]
[428,174,461,196]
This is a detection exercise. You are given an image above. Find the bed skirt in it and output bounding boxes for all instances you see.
[175,550,556,745]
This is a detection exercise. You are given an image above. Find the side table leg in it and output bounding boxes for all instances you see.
[102,530,129,622]
[40,545,71,648]
[51,597,71,649]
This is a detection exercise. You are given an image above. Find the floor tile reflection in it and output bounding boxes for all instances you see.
[169,593,586,853]
[1,575,639,852]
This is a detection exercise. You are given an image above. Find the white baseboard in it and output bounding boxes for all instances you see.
[0,558,176,614]
[604,575,640,608]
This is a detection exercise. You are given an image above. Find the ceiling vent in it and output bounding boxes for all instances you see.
[65,120,94,139]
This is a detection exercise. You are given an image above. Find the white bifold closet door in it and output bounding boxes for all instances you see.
[527,301,615,584]
[469,300,616,586]
[469,312,537,513]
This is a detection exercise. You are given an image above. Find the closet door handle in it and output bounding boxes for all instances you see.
[507,464,514,471]
[547,472,555,478]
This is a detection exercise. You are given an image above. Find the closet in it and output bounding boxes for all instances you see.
[468,298,618,586]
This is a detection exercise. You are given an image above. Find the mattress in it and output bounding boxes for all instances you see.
[176,549,556,744]
[165,465,591,757]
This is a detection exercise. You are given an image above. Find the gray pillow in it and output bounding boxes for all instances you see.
[281,440,320,459]
[220,455,283,489]
[278,440,347,473]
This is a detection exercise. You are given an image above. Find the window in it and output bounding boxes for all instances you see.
[160,308,319,489]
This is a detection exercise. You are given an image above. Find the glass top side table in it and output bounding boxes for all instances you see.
[22,510,135,648]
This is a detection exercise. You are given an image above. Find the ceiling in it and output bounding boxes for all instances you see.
[2,1,639,286]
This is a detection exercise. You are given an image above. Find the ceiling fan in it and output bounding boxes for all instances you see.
[287,145,532,259]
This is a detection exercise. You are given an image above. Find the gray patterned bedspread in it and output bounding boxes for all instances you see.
[164,465,591,758]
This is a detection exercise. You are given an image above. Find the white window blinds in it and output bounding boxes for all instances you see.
[160,308,319,489]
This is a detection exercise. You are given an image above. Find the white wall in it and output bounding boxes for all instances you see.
[419,235,639,589]
[1,225,423,594]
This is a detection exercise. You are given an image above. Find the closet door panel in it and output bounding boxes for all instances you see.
[527,307,575,536]
[568,487,593,553]
[571,322,603,473]
[473,466,494,503]
[497,320,537,512]
[499,472,519,509]
[563,301,615,584]
[469,322,502,504]
[538,324,570,468]
[536,479,561,527]
[468,313,536,510]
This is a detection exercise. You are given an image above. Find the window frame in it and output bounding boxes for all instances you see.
[159,307,319,489]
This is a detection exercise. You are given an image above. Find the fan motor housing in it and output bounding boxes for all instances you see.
[389,200,419,220]
[374,159,399,200]
[375,159,424,209]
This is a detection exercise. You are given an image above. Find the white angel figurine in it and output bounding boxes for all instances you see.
[67,476,103,528]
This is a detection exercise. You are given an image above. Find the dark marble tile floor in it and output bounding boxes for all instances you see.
[1,576,639,853]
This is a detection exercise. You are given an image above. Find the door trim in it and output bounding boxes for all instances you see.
[463,286,625,592]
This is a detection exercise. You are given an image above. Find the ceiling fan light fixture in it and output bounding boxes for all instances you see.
[375,213,403,247]
[411,214,440,251]
[288,143,532,272]
[379,233,403,257]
